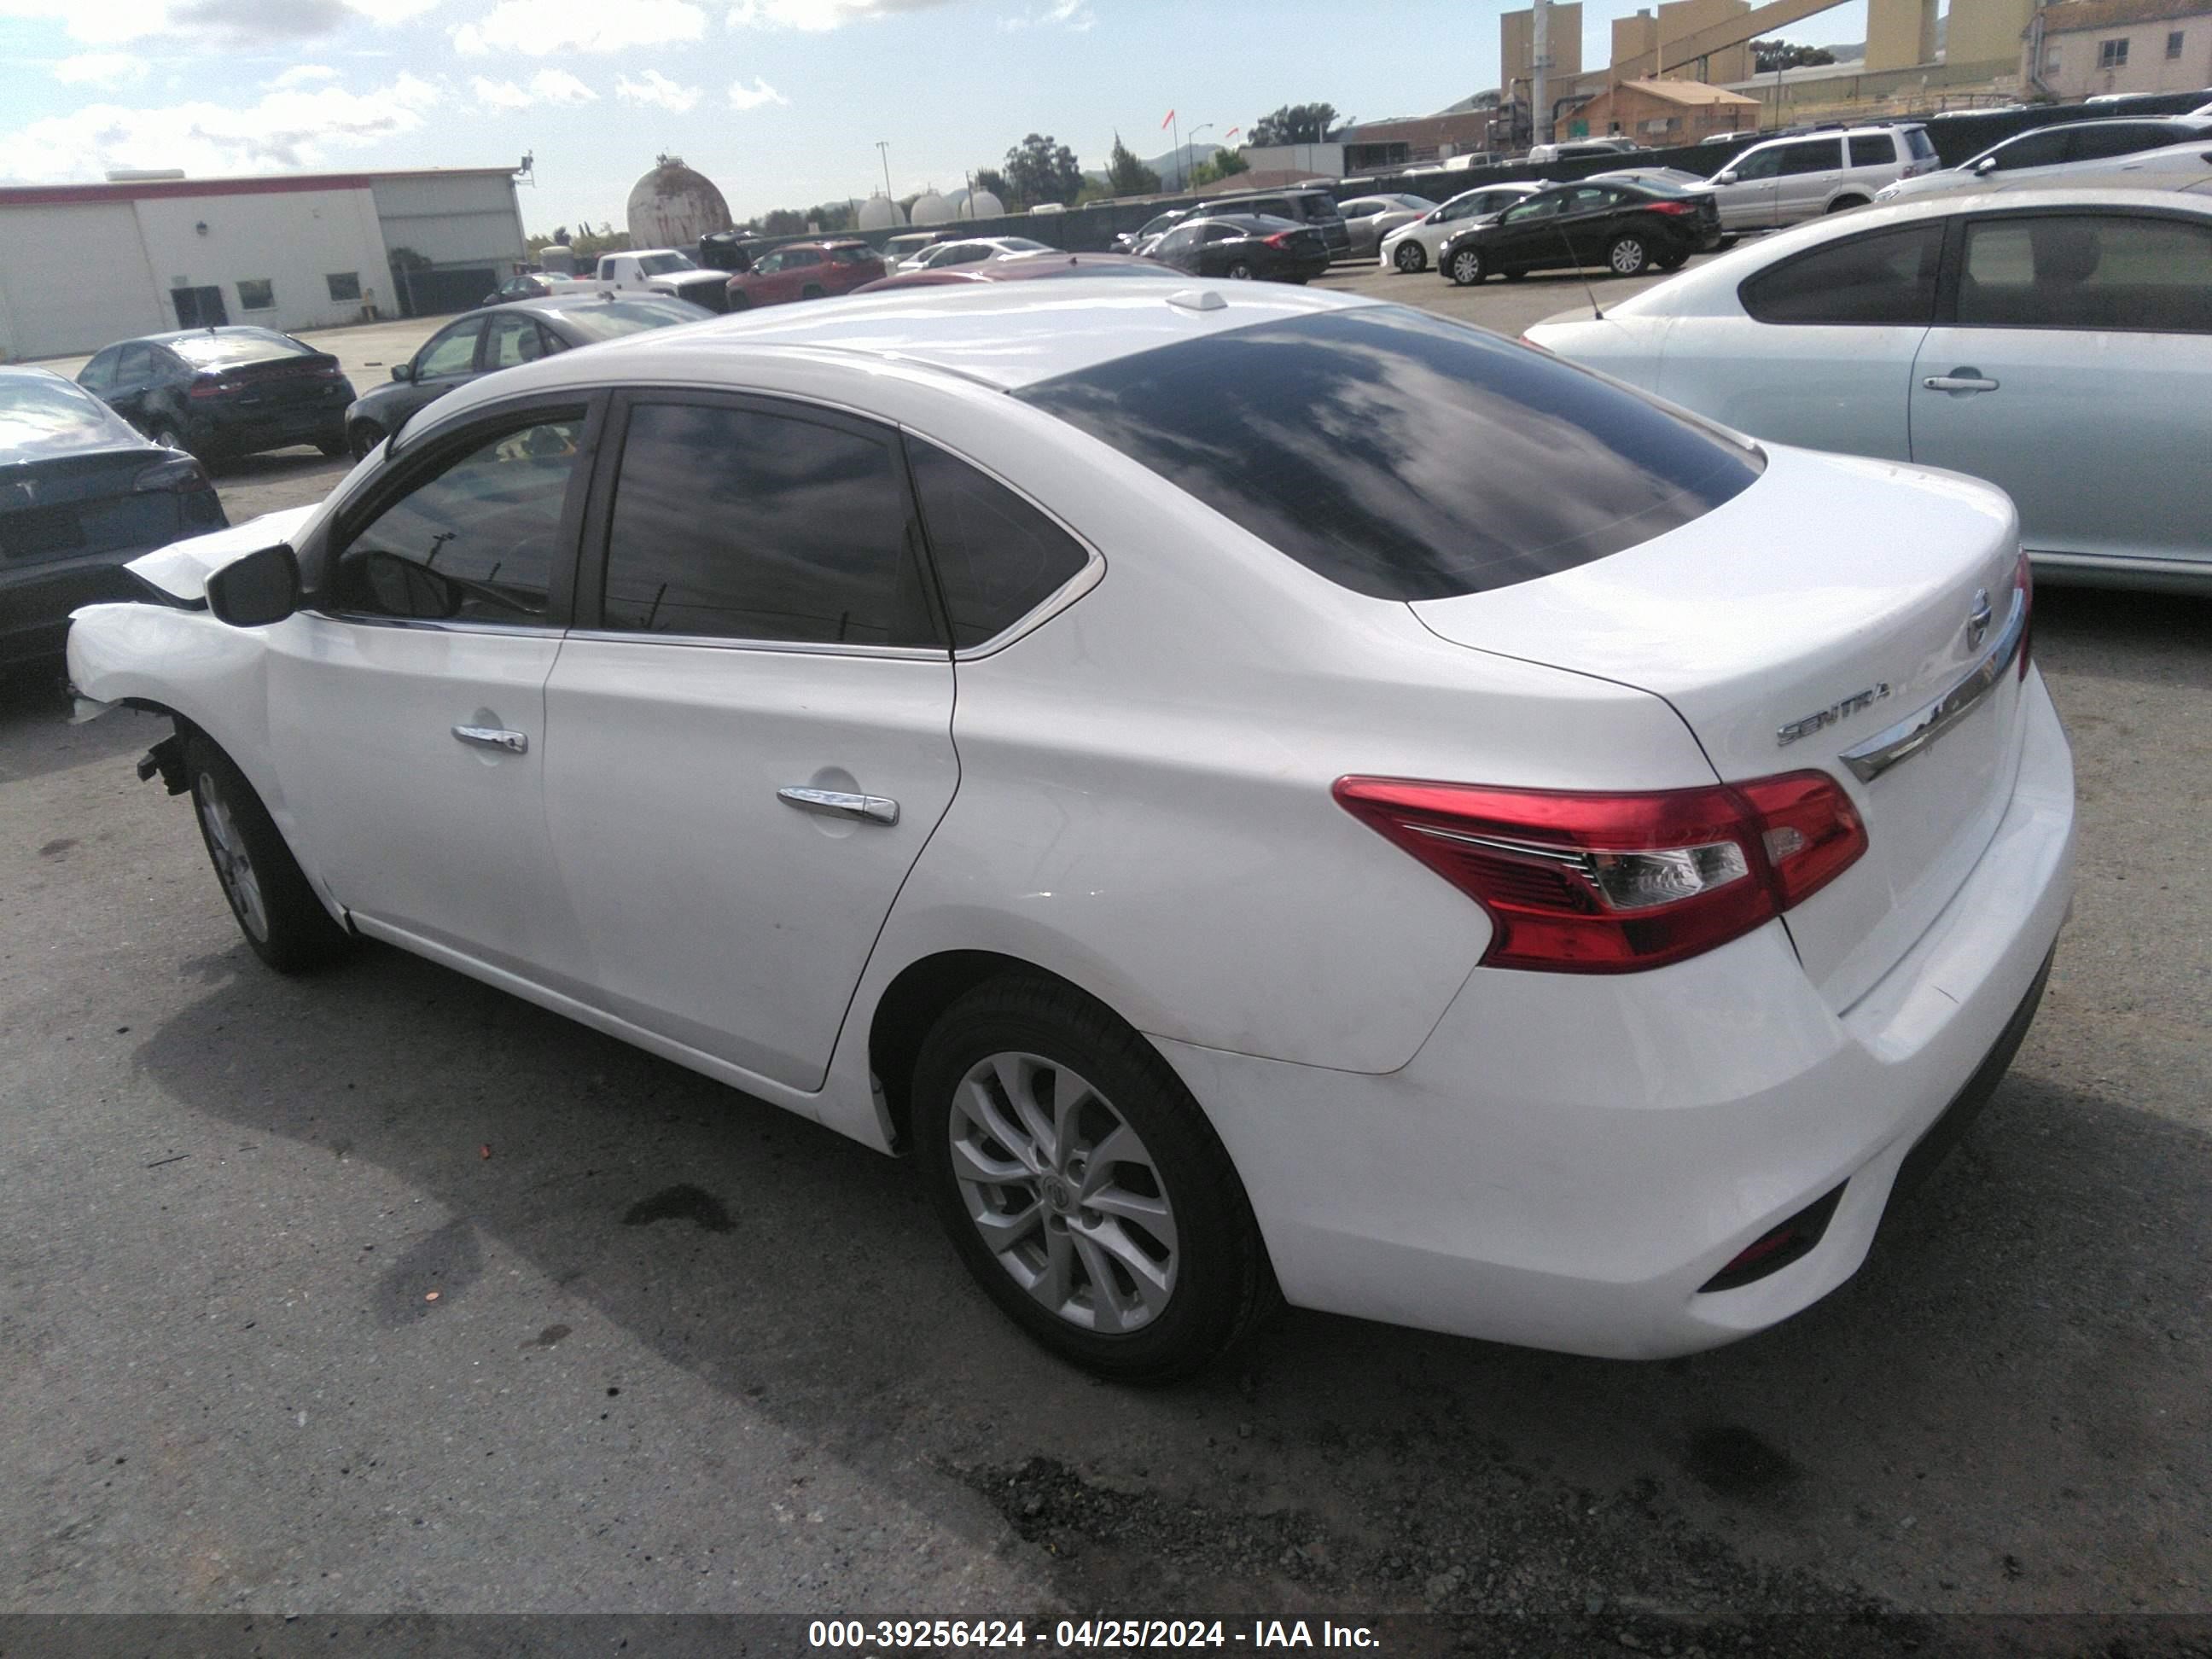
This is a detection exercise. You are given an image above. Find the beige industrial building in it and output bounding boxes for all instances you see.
[1573,77,1763,141]
[2029,0,2212,96]
[1610,0,1755,84]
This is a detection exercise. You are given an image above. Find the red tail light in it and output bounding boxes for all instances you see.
[1333,771,1867,974]
[1264,231,1293,247]
[1646,199,1696,216]
[2014,550,2034,682]
[185,375,233,400]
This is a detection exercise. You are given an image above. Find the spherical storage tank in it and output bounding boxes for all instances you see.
[626,154,733,248]
[857,193,906,230]
[958,189,1004,219]
[910,190,955,226]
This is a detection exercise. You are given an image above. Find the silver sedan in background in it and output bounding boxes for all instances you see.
[1525,189,2212,593]
[1336,192,1440,259]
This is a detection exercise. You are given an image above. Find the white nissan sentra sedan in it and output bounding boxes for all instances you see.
[67,280,2075,1381]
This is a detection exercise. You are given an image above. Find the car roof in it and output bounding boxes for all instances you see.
[416,276,1384,416]
[138,325,294,346]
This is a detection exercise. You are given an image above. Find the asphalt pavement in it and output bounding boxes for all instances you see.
[3,266,2209,1643]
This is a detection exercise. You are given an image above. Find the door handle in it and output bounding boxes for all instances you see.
[451,725,528,754]
[1924,371,2000,393]
[777,785,899,826]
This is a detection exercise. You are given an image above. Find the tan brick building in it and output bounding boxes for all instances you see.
[1571,78,1762,143]
[2027,0,2212,96]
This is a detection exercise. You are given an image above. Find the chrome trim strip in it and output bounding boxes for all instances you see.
[1406,821,1596,876]
[309,611,563,637]
[1840,586,2026,783]
[562,629,949,661]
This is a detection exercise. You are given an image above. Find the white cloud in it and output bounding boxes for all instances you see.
[0,71,441,181]
[726,0,955,30]
[725,75,787,109]
[0,0,434,46]
[453,0,706,54]
[473,67,598,109]
[1000,0,1091,30]
[268,62,341,87]
[615,68,701,114]
[53,52,150,86]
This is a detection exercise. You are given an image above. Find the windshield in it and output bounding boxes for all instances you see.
[544,298,712,340]
[997,237,1051,253]
[635,253,696,275]
[166,329,313,366]
[1018,306,1763,602]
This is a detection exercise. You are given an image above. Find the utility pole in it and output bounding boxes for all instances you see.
[1531,0,1551,149]
[876,140,892,201]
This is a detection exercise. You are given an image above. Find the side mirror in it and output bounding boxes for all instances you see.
[1975,155,1999,175]
[1716,170,1740,185]
[391,363,415,382]
[204,544,300,629]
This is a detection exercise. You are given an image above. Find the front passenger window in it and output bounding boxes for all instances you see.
[416,321,482,380]
[332,416,584,622]
[1740,224,1942,325]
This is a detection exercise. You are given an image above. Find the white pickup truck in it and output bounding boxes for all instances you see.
[585,249,730,311]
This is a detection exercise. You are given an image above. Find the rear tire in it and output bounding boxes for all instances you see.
[1225,259,1254,281]
[183,734,353,974]
[1447,247,1486,286]
[1606,234,1649,276]
[800,283,826,300]
[913,976,1279,1383]
[1393,241,1427,273]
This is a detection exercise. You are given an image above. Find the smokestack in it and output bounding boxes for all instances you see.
[1532,0,1551,147]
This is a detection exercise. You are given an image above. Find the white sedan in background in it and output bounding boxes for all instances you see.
[1378,182,1548,272]
[67,280,2072,1380]
[1527,189,2212,592]
[907,235,1055,270]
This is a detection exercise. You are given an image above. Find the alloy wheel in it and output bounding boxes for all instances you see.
[195,771,269,942]
[1394,242,1424,273]
[1451,249,1482,285]
[948,1051,1178,1334]
[1610,237,1646,276]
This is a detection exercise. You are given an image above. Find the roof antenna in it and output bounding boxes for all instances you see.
[1550,205,1604,322]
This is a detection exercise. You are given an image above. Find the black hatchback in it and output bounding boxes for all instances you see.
[1149,214,1334,283]
[75,327,356,463]
[1439,181,1720,286]
[1,368,225,667]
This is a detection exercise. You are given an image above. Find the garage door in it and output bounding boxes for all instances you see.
[0,204,164,361]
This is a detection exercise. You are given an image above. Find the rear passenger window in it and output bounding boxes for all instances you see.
[1775,139,1842,176]
[2065,123,2168,161]
[908,439,1089,648]
[1849,135,1892,167]
[1740,224,1942,325]
[601,400,939,647]
[1958,213,2212,333]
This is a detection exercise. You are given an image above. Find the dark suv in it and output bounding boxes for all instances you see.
[1199,189,1351,257]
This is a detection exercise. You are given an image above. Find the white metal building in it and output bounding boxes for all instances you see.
[0,166,527,363]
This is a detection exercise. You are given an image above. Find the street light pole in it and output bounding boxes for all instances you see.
[876,140,893,202]
[1185,122,1214,189]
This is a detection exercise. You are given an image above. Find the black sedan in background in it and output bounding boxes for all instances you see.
[75,327,355,463]
[1438,180,1721,285]
[1147,214,1333,283]
[342,294,712,458]
[1,368,224,668]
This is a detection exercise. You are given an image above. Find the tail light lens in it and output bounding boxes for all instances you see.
[185,375,230,400]
[2015,550,2034,682]
[133,455,208,491]
[1333,771,1868,974]
[1646,199,1696,216]
[1264,231,1293,247]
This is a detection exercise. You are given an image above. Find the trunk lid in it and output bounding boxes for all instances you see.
[1409,445,2029,1011]
[0,450,178,565]
[207,352,346,410]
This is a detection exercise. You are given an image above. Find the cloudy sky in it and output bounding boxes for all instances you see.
[0,0,1869,230]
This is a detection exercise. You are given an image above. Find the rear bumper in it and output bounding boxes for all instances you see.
[1155,669,2075,1359]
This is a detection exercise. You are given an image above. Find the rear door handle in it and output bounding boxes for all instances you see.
[1924,371,2000,393]
[452,725,528,754]
[778,785,899,826]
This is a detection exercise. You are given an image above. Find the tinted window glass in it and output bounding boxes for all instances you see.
[1776,139,1842,176]
[118,344,153,381]
[1959,213,2212,332]
[2066,122,2168,160]
[166,329,307,367]
[602,401,936,646]
[541,298,704,341]
[1,374,134,455]
[1849,134,1892,167]
[1906,128,1936,160]
[1729,147,1782,181]
[1017,307,1763,602]
[77,348,119,393]
[909,439,1089,648]
[416,320,482,378]
[335,416,582,622]
[485,312,550,370]
[1741,224,1942,325]
[1988,129,2071,169]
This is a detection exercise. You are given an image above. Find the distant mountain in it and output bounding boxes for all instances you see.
[1083,140,1225,188]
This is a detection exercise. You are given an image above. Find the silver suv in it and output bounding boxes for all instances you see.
[1691,125,1937,230]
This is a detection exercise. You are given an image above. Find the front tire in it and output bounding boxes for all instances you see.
[1607,234,1649,276]
[913,977,1278,1383]
[1393,241,1427,273]
[183,735,353,973]
[347,419,385,461]
[1447,247,1486,286]
[800,283,826,300]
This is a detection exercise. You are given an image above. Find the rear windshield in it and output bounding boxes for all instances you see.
[1017,306,1764,601]
[544,298,708,340]
[1,374,131,455]
[166,329,312,366]
[1905,127,1936,160]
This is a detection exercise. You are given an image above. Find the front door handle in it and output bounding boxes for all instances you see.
[1924,370,2000,393]
[452,724,528,754]
[777,785,899,826]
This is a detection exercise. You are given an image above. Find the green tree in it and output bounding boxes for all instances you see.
[1248,102,1338,147]
[1104,131,1161,196]
[1003,132,1085,208]
[1188,149,1250,188]
[759,207,807,236]
[1750,38,1836,72]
